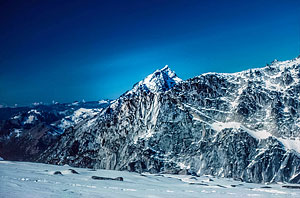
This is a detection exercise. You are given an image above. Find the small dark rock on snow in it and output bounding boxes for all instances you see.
[261,186,272,188]
[91,176,123,181]
[53,171,63,175]
[68,169,79,174]
[282,185,300,189]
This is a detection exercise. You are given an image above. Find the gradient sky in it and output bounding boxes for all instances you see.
[1,0,300,106]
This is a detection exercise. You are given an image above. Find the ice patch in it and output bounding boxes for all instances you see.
[211,121,241,132]
[279,138,300,153]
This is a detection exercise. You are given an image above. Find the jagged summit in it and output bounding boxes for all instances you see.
[128,65,182,94]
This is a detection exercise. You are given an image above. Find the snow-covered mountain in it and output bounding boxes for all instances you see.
[37,57,300,184]
[0,100,111,160]
[3,56,300,184]
[40,58,300,183]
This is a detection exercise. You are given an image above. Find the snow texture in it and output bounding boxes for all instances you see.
[1,161,300,198]
[57,108,101,130]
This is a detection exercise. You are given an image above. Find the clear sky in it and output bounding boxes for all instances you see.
[1,0,300,106]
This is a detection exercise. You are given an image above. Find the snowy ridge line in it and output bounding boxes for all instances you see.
[200,56,300,78]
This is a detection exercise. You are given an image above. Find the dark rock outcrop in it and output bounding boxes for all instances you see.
[91,176,123,181]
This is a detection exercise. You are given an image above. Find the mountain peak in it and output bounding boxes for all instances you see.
[128,65,182,94]
[161,64,169,69]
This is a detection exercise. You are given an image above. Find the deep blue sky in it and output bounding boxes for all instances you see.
[1,0,300,106]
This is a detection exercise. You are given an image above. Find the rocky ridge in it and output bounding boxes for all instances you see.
[38,57,300,184]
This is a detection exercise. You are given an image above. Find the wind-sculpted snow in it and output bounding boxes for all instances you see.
[39,57,300,184]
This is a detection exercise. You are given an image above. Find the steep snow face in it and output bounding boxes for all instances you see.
[40,56,300,184]
[128,65,182,94]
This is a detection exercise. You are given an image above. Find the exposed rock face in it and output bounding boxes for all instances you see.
[39,59,300,184]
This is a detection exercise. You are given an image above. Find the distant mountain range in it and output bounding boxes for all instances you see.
[2,56,300,184]
[0,100,111,160]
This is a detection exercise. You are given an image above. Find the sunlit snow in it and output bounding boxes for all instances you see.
[1,161,300,198]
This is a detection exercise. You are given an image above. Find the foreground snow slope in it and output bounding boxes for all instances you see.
[1,161,300,198]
